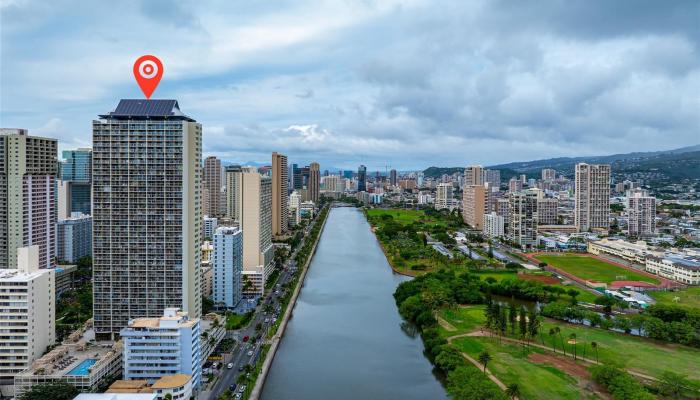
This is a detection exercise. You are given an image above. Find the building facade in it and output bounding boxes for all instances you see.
[0,128,58,269]
[435,183,453,211]
[308,162,320,203]
[483,212,505,238]
[121,308,202,390]
[357,165,367,192]
[464,165,484,187]
[212,226,243,309]
[462,185,486,229]
[627,191,656,237]
[203,156,223,217]
[56,212,92,263]
[575,163,610,232]
[508,191,538,249]
[271,152,289,235]
[61,148,92,215]
[92,100,202,338]
[537,198,558,225]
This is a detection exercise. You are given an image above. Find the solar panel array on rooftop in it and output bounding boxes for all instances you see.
[112,99,179,117]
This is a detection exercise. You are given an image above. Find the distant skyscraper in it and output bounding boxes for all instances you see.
[271,152,289,235]
[213,226,243,309]
[61,148,92,182]
[464,165,484,187]
[508,177,523,192]
[358,165,367,192]
[224,164,242,220]
[0,128,58,269]
[309,162,320,203]
[627,190,656,237]
[390,169,397,186]
[92,100,202,338]
[483,169,501,189]
[204,156,223,217]
[575,163,611,232]
[541,168,556,182]
[463,185,487,230]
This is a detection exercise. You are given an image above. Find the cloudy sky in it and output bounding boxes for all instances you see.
[1,0,698,170]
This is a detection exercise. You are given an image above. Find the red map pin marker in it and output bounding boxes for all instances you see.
[133,55,163,99]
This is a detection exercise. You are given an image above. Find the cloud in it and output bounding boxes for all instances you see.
[1,0,698,169]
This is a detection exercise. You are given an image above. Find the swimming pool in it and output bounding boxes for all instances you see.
[66,359,97,376]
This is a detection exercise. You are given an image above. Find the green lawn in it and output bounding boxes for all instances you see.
[438,305,486,337]
[539,319,700,380]
[366,209,440,225]
[452,337,596,400]
[649,287,700,309]
[225,311,253,330]
[535,254,659,285]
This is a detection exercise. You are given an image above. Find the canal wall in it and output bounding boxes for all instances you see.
[249,207,330,400]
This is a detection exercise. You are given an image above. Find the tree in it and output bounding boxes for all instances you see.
[591,341,599,363]
[566,289,579,305]
[549,328,557,353]
[435,346,465,373]
[19,382,79,400]
[164,394,173,400]
[555,327,565,356]
[569,333,577,360]
[508,302,517,335]
[478,351,492,374]
[518,307,528,341]
[506,383,520,399]
[656,371,696,399]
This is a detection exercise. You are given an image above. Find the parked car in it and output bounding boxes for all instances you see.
[229,383,237,392]
[247,350,254,356]
[242,336,249,342]
[227,363,234,369]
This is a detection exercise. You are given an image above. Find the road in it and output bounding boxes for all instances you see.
[205,218,316,400]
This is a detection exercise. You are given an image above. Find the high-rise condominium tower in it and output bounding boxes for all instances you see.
[92,100,202,338]
[627,190,656,237]
[463,185,486,230]
[464,165,484,187]
[203,156,223,217]
[357,165,367,192]
[272,152,289,235]
[508,190,539,249]
[575,163,611,232]
[309,162,320,203]
[390,169,398,186]
[541,168,556,182]
[0,128,58,269]
[61,148,92,216]
[436,183,453,210]
[225,164,242,220]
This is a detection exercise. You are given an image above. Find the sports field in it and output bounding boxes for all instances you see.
[534,254,659,285]
[649,287,700,309]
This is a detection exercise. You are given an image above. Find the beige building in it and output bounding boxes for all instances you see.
[0,246,55,388]
[203,156,223,217]
[92,100,202,338]
[464,165,484,187]
[308,162,320,203]
[537,198,559,225]
[462,185,486,229]
[272,152,289,236]
[228,167,273,295]
[0,128,58,269]
[575,163,610,232]
[541,168,556,181]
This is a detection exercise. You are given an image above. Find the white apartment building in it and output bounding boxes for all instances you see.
[203,216,218,240]
[121,308,202,390]
[289,191,302,226]
[435,183,454,211]
[213,226,243,309]
[483,212,505,238]
[627,190,656,237]
[0,246,54,388]
[575,163,611,232]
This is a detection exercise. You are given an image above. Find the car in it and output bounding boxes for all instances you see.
[235,393,242,399]
[239,385,246,393]
[242,336,249,342]
[264,318,270,323]
[212,362,218,369]
[247,350,254,356]
[202,368,209,375]
[227,363,234,369]
[229,383,237,391]
[238,365,244,371]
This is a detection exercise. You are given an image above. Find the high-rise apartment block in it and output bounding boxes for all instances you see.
[435,183,453,210]
[464,165,484,187]
[121,308,202,389]
[483,212,505,238]
[575,163,611,232]
[56,212,92,263]
[541,168,556,182]
[224,165,242,220]
[92,100,202,338]
[483,169,501,190]
[390,169,397,186]
[272,152,289,235]
[508,177,523,193]
[0,246,54,384]
[289,191,302,226]
[462,185,486,229]
[309,162,320,203]
[537,198,558,225]
[212,226,243,309]
[203,156,223,217]
[0,128,58,269]
[508,191,538,249]
[627,191,656,237]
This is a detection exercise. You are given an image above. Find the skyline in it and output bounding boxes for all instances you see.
[2,0,699,169]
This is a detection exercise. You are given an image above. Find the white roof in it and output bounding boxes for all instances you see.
[74,394,157,400]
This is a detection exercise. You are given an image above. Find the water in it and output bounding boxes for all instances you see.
[66,358,97,376]
[261,207,447,400]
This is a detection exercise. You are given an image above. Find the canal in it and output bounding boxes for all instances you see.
[261,207,447,400]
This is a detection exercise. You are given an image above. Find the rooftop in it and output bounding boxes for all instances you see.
[99,99,195,121]
[150,374,192,389]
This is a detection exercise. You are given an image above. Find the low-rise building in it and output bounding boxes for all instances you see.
[587,238,652,265]
[645,252,700,285]
[199,314,226,361]
[121,308,202,390]
[75,394,156,400]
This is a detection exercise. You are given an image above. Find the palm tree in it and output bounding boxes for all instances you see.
[591,342,599,363]
[506,383,520,399]
[548,328,557,353]
[478,351,492,374]
[569,333,577,361]
[555,327,566,356]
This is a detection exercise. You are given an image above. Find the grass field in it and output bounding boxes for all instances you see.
[452,337,598,400]
[535,254,659,285]
[539,319,700,380]
[366,209,446,226]
[649,287,700,309]
[438,305,486,337]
